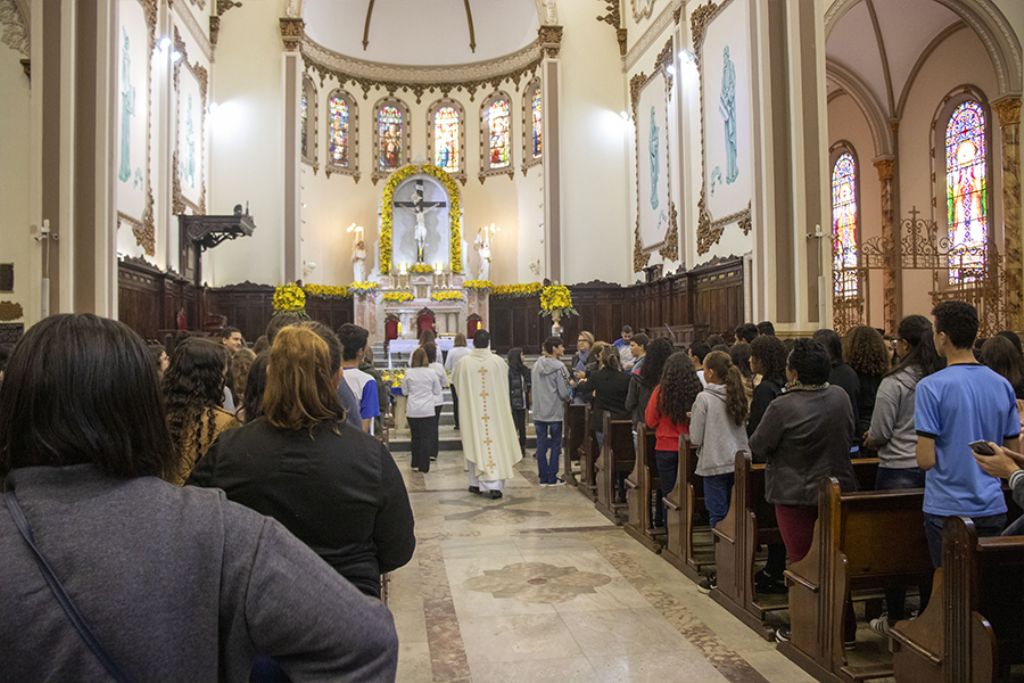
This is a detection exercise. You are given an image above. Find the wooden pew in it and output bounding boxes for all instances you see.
[709,452,784,639]
[575,404,599,501]
[778,473,932,683]
[562,402,586,487]
[594,413,635,524]
[662,437,714,582]
[891,516,1024,683]
[624,424,663,552]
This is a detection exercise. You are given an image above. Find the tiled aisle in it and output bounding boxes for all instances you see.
[388,450,815,683]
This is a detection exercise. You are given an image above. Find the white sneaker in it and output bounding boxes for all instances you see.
[539,481,551,487]
[869,617,892,637]
[550,479,566,487]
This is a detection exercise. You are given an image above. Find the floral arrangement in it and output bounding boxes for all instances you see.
[431,290,465,302]
[540,284,576,317]
[273,283,307,312]
[463,279,493,290]
[380,369,405,388]
[409,263,434,274]
[491,282,543,298]
[383,291,414,303]
[380,164,462,275]
[303,283,349,299]
[348,281,380,296]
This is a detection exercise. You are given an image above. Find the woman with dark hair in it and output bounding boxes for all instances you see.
[625,337,674,434]
[163,337,240,484]
[845,326,891,451]
[749,339,857,644]
[507,347,531,456]
[645,352,703,520]
[0,315,399,681]
[230,346,257,411]
[812,328,860,416]
[577,345,631,448]
[147,342,169,378]
[190,326,415,597]
[863,314,943,636]
[240,351,270,423]
[729,341,754,403]
[402,347,443,473]
[982,335,1024,399]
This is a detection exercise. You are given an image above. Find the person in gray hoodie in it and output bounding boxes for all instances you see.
[863,314,943,636]
[531,336,571,486]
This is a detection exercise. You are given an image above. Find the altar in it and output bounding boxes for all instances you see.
[349,164,491,346]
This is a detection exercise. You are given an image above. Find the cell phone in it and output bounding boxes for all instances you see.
[970,440,996,456]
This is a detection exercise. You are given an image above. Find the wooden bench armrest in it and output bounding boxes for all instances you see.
[889,628,943,666]
[783,569,819,593]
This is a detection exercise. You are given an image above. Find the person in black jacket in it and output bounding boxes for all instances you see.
[625,337,674,432]
[508,347,531,456]
[845,326,890,452]
[189,326,415,599]
[813,328,860,421]
[577,345,631,448]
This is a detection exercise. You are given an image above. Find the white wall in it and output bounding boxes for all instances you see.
[0,40,35,323]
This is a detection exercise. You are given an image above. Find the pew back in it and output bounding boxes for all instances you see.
[594,413,636,524]
[563,402,586,486]
[662,438,714,581]
[624,425,662,551]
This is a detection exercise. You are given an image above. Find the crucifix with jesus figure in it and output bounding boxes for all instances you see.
[393,179,447,264]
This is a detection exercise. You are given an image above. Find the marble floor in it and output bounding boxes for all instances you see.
[387,450,817,683]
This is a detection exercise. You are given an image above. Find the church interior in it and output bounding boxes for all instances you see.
[2,0,1024,681]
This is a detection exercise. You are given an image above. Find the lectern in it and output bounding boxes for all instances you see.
[177,204,256,288]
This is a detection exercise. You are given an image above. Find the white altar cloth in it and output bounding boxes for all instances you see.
[387,337,475,366]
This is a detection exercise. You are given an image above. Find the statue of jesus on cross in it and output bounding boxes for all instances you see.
[394,181,447,263]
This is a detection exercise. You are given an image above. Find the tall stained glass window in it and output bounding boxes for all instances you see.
[487,98,511,168]
[945,100,988,284]
[433,105,461,173]
[328,93,350,167]
[377,104,404,171]
[530,88,542,158]
[831,151,859,299]
[300,91,309,159]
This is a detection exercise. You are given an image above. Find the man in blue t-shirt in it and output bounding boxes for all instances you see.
[338,323,381,435]
[915,301,1020,567]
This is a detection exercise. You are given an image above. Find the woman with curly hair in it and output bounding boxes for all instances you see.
[163,337,240,484]
[748,335,788,436]
[645,351,703,512]
[844,326,891,450]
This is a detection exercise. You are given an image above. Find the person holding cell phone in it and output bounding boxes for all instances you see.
[972,442,1024,535]
[914,302,1021,568]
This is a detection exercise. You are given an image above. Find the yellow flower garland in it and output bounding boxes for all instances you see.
[431,290,465,302]
[383,291,414,303]
[380,164,462,275]
[463,279,493,290]
[304,283,349,299]
[348,281,380,296]
[491,282,543,298]
[409,263,434,274]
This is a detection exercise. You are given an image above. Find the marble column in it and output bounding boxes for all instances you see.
[280,17,304,283]
[994,96,1022,331]
[874,157,898,333]
[539,25,563,282]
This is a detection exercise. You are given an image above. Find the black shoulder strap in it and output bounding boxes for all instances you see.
[4,491,134,683]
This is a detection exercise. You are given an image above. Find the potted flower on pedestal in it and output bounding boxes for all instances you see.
[539,284,576,337]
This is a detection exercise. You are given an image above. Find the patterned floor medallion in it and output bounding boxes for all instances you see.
[464,561,613,603]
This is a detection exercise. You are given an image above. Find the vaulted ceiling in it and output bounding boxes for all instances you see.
[302,0,541,66]
[826,0,963,118]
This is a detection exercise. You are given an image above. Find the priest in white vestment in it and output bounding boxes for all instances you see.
[452,330,523,498]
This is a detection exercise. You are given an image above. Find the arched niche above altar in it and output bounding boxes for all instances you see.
[379,165,463,275]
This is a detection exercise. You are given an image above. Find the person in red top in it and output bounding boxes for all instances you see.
[645,351,704,524]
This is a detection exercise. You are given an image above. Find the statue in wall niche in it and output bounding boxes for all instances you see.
[411,189,440,263]
[118,28,135,184]
[648,106,660,210]
[720,46,739,185]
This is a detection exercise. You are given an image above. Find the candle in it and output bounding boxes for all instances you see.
[398,322,403,334]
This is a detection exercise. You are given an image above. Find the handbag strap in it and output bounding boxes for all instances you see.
[4,491,133,683]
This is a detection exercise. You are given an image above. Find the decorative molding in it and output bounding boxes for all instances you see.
[371,96,412,184]
[171,0,213,63]
[171,25,209,216]
[279,17,304,52]
[426,98,467,185]
[538,25,563,58]
[631,39,679,267]
[217,0,242,14]
[117,0,157,257]
[208,16,220,48]
[0,0,28,56]
[187,0,207,10]
[597,0,627,57]
[0,301,23,321]
[325,88,360,181]
[302,33,544,103]
[521,77,543,175]
[624,0,681,72]
[994,95,1022,127]
[693,0,752,254]
[478,90,515,183]
[631,0,656,23]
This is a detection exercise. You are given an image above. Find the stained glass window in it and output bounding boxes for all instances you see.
[530,88,542,158]
[300,91,309,159]
[945,100,988,284]
[831,151,859,299]
[377,104,403,171]
[433,105,461,173]
[328,93,350,168]
[487,98,511,168]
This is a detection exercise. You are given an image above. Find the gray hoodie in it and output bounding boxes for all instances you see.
[689,383,750,477]
[867,366,923,469]
[531,355,571,422]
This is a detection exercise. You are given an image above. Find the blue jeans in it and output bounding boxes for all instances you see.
[702,472,734,529]
[875,466,926,490]
[924,512,1006,567]
[535,421,563,484]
